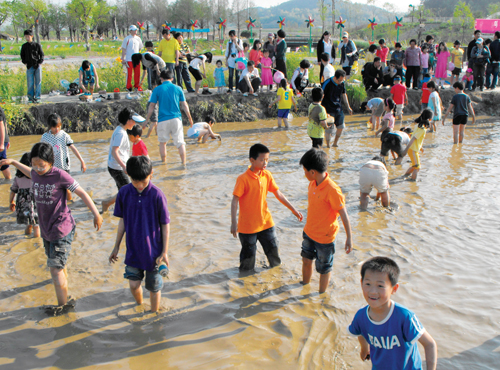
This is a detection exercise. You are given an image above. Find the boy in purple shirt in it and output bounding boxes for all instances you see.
[109,156,170,312]
[0,143,103,309]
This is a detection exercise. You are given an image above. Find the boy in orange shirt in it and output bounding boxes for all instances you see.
[231,143,303,271]
[299,148,352,293]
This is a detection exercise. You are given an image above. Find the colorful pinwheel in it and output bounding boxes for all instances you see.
[277,16,285,29]
[162,21,171,30]
[217,17,227,30]
[392,16,404,42]
[367,17,377,42]
[137,21,145,30]
[190,19,199,32]
[305,16,315,28]
[246,16,256,30]
[335,16,346,40]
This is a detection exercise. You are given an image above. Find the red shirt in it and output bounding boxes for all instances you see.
[376,46,389,63]
[421,82,430,104]
[390,83,407,105]
[132,139,148,156]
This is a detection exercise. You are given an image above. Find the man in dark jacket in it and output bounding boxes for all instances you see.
[486,31,500,90]
[20,29,44,103]
[363,57,384,91]
[467,30,481,88]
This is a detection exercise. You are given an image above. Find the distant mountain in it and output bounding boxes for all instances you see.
[253,0,402,32]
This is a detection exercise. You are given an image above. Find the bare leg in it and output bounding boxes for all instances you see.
[283,117,289,128]
[325,132,331,148]
[201,132,210,143]
[395,156,403,165]
[25,225,33,235]
[375,116,381,131]
[459,124,466,143]
[159,142,167,163]
[277,117,282,128]
[453,124,459,144]
[332,128,343,147]
[102,194,117,213]
[129,280,143,305]
[360,192,370,210]
[50,267,68,306]
[33,225,40,238]
[411,168,419,180]
[380,191,390,207]
[178,144,186,166]
[195,80,202,95]
[319,272,331,294]
[302,257,313,285]
[404,166,414,177]
[1,167,11,180]
[150,291,161,312]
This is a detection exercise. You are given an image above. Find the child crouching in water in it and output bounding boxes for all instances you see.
[9,152,39,237]
[348,256,437,369]
[109,156,170,313]
[0,143,103,309]
[269,78,297,128]
[402,109,432,180]
[375,98,396,137]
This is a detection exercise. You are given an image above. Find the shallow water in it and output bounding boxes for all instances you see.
[0,116,499,369]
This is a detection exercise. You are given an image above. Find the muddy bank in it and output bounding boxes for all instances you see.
[8,88,499,136]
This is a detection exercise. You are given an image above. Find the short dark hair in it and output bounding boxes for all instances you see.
[360,101,368,113]
[279,78,288,89]
[361,257,400,286]
[126,156,152,181]
[311,87,323,102]
[173,33,181,40]
[229,30,236,37]
[300,59,311,69]
[145,40,154,48]
[127,124,143,137]
[372,155,386,167]
[474,29,481,35]
[410,39,417,44]
[247,60,255,67]
[453,81,464,90]
[378,38,385,45]
[81,60,91,70]
[374,56,381,63]
[400,126,413,134]
[485,38,492,45]
[395,42,402,48]
[24,29,33,36]
[425,35,433,42]
[334,69,346,79]
[426,80,436,89]
[160,69,174,80]
[368,44,378,53]
[424,73,431,78]
[277,29,286,38]
[421,45,428,51]
[453,40,461,46]
[320,52,330,62]
[299,148,328,173]
[205,115,215,124]
[30,142,54,165]
[118,107,134,125]
[47,113,62,128]
[131,53,142,68]
[162,28,170,35]
[495,31,500,39]
[16,152,31,178]
[243,42,249,49]
[249,143,270,160]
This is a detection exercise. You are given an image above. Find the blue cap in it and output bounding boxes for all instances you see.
[394,75,401,80]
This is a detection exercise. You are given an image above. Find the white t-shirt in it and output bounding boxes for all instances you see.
[323,40,334,63]
[394,131,410,146]
[187,122,208,138]
[107,126,130,170]
[225,38,244,68]
[122,35,143,62]
[239,67,260,82]
[189,55,207,70]
[41,130,74,171]
[323,63,335,81]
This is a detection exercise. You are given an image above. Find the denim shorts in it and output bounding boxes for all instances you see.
[301,232,335,274]
[325,111,345,130]
[108,167,130,190]
[43,226,75,269]
[124,265,163,292]
[238,226,280,270]
[0,142,8,171]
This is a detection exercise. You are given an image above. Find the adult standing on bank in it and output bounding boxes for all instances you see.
[174,32,196,93]
[20,29,44,103]
[0,106,11,180]
[404,39,422,90]
[146,70,193,168]
[485,31,500,90]
[225,30,244,93]
[263,33,276,60]
[122,25,144,91]
[467,30,481,89]
[321,69,353,148]
[317,31,335,83]
[157,29,180,85]
[275,29,287,78]
[339,32,357,77]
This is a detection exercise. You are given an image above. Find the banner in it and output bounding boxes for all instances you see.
[170,27,210,33]
[474,19,500,34]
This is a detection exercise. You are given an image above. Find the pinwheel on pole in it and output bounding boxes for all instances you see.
[277,16,285,29]
[246,16,257,42]
[137,21,146,39]
[162,21,171,31]
[367,18,377,44]
[392,16,404,42]
[335,16,346,41]
[216,18,227,41]
[305,16,315,54]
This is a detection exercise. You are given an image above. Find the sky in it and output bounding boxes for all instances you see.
[253,0,417,12]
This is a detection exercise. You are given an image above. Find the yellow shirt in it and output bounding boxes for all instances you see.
[365,52,375,63]
[307,103,328,139]
[158,38,180,63]
[451,48,463,68]
[410,127,426,152]
[277,87,294,110]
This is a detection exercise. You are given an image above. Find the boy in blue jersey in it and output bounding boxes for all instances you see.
[348,257,437,370]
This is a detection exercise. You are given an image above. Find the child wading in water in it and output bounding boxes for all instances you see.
[41,113,87,201]
[269,78,297,128]
[0,143,103,309]
[9,152,39,237]
[426,81,442,132]
[375,98,396,137]
[402,109,432,180]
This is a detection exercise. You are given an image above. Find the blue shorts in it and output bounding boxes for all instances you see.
[124,265,163,292]
[83,77,95,86]
[277,109,290,118]
[301,232,335,274]
[43,226,75,269]
[0,142,8,171]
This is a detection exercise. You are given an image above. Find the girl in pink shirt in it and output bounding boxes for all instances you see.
[249,39,263,67]
[375,98,396,136]
[435,42,451,88]
[376,39,390,67]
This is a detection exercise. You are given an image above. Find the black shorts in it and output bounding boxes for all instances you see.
[453,115,468,125]
[189,66,203,81]
[108,167,130,190]
[310,137,323,148]
[452,67,461,76]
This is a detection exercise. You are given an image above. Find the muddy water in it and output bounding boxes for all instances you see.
[0,116,499,369]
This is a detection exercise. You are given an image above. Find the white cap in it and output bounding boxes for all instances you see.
[131,112,146,123]
[342,31,349,38]
[129,25,138,31]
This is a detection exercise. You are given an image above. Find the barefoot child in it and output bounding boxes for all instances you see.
[360,97,384,131]
[348,257,437,369]
[41,113,87,201]
[307,87,331,148]
[299,148,352,293]
[109,156,169,313]
[9,152,39,237]
[375,98,396,137]
[187,115,221,143]
[231,143,303,271]
[127,124,150,159]
[269,78,297,128]
[426,81,441,132]
[442,82,476,144]
[359,156,390,210]
[390,76,407,121]
[402,109,432,180]
[0,142,103,308]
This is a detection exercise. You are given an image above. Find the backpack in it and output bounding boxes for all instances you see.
[68,83,80,95]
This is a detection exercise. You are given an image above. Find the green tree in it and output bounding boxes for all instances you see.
[67,0,97,51]
[318,0,328,34]
[22,0,48,43]
[93,0,114,38]
[46,4,66,40]
[453,1,474,44]
[0,0,11,49]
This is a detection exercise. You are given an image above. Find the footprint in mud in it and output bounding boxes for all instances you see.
[42,297,76,317]
[116,303,171,324]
